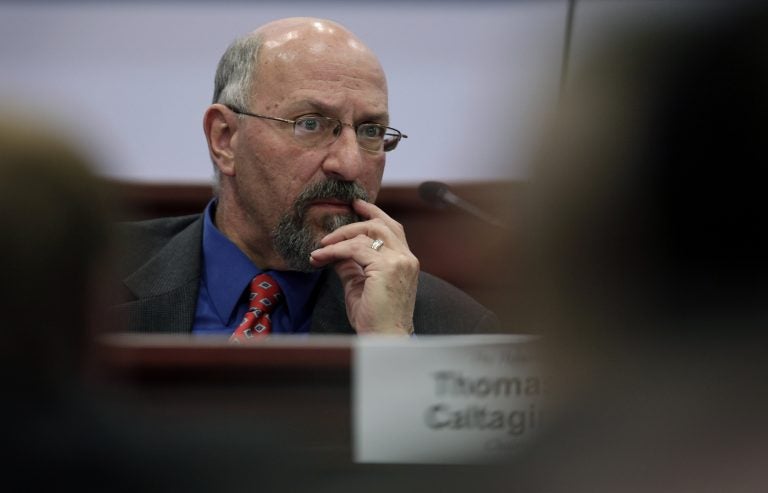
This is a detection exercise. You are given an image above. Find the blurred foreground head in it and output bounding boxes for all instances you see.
[510,6,768,491]
[528,5,768,370]
[0,114,113,386]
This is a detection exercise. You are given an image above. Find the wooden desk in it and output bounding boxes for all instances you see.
[94,333,512,491]
[98,334,354,459]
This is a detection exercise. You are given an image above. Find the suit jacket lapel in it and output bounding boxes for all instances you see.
[115,215,361,335]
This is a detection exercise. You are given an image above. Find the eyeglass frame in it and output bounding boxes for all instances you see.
[225,105,408,152]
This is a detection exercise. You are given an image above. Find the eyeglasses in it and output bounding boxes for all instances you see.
[227,106,407,152]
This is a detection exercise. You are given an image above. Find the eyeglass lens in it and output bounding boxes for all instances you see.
[293,116,400,152]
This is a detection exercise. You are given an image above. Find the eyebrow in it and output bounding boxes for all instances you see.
[285,100,390,125]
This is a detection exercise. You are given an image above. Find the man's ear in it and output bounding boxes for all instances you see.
[203,104,239,176]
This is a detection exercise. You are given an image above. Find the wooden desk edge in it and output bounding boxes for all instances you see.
[97,333,353,373]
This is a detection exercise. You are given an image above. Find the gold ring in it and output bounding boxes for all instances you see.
[370,239,384,251]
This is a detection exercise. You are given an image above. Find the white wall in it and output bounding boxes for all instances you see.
[0,1,568,185]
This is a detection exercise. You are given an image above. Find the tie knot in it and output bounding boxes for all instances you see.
[247,273,283,315]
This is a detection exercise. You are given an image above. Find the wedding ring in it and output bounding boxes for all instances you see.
[370,239,384,251]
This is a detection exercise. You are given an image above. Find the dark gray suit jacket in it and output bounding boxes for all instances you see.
[112,214,498,334]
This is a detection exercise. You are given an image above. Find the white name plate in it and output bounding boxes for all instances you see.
[353,334,542,464]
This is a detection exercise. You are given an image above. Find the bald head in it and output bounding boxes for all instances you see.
[213,17,385,111]
[257,17,375,57]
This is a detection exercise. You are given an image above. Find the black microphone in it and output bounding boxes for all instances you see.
[418,181,508,229]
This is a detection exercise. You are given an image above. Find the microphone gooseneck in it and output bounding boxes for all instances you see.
[417,181,508,230]
[417,181,451,205]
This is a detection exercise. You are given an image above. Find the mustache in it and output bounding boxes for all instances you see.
[292,180,369,221]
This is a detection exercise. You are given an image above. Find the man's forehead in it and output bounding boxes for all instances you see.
[279,97,390,122]
[253,50,388,109]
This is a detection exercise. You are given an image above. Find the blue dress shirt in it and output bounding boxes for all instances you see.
[192,200,322,335]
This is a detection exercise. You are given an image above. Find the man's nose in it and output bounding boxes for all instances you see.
[321,125,364,181]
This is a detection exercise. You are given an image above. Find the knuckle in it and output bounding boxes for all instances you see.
[390,251,419,271]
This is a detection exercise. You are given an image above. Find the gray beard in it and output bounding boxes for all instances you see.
[272,180,369,272]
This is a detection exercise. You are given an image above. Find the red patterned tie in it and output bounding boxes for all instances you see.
[229,273,283,342]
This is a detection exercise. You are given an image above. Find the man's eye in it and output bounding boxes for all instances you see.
[360,125,383,139]
[296,117,322,132]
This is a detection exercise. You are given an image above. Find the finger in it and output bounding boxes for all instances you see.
[310,234,383,269]
[321,200,407,247]
[352,199,403,231]
[333,258,365,286]
[320,219,402,249]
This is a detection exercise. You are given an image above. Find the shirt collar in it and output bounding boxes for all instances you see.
[202,200,258,324]
[201,199,323,326]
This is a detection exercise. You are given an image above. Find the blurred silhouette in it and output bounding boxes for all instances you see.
[0,113,317,491]
[505,3,768,492]
[0,115,112,391]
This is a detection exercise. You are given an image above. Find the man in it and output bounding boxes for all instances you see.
[114,17,498,336]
